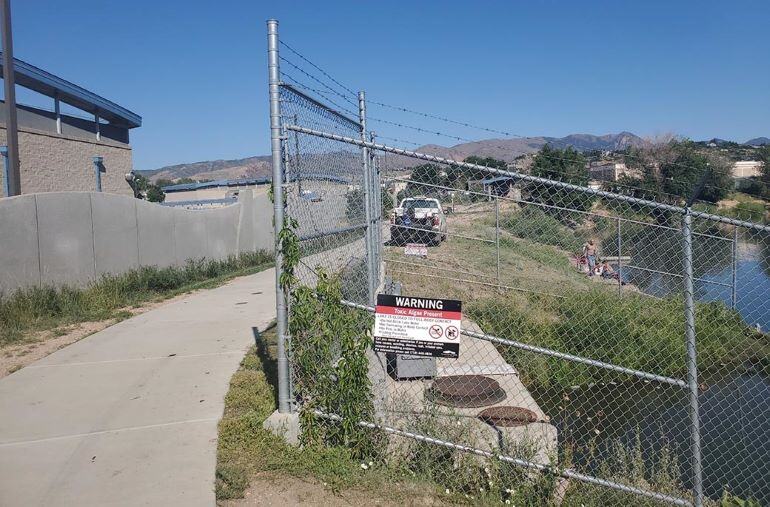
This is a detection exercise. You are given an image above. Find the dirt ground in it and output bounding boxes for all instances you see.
[220,473,440,507]
[0,290,200,378]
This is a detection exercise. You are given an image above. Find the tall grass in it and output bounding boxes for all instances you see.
[467,288,766,389]
[501,206,587,253]
[0,251,273,346]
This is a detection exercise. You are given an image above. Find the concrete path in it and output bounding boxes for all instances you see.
[0,268,276,507]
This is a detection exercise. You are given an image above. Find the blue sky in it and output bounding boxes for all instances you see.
[8,0,770,170]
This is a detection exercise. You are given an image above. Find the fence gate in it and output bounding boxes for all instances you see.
[267,20,770,507]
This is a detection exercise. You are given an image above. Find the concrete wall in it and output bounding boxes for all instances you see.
[0,190,273,294]
[0,123,134,197]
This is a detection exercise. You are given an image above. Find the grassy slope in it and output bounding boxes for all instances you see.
[388,205,769,389]
[0,251,273,347]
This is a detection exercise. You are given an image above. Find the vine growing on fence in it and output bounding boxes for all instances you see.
[278,216,378,460]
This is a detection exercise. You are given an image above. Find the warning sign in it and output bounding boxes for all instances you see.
[373,294,462,358]
[404,243,428,257]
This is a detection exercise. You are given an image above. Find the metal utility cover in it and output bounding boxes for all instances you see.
[429,375,506,408]
[478,406,538,427]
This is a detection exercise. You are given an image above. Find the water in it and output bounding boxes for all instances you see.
[536,368,770,503]
[618,234,770,332]
[696,241,770,331]
[569,232,770,501]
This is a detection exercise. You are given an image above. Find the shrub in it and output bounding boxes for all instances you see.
[289,272,380,460]
[501,206,586,253]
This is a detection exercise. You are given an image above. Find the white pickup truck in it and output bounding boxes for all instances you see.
[390,196,448,246]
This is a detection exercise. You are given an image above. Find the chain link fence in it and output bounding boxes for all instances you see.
[267,22,770,506]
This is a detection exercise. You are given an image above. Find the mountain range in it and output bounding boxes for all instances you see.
[140,132,765,182]
[745,137,770,146]
[140,155,273,182]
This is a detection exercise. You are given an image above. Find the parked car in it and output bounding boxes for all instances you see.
[390,196,447,246]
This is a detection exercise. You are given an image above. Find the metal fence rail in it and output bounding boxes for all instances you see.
[267,20,770,507]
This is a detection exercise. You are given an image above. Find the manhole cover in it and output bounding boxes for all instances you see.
[478,406,538,427]
[429,375,506,408]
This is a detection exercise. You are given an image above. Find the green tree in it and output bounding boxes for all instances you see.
[616,140,736,205]
[460,156,507,188]
[659,142,733,203]
[463,156,507,170]
[131,174,166,203]
[528,145,593,218]
[759,145,770,185]
[405,164,446,196]
[146,185,166,203]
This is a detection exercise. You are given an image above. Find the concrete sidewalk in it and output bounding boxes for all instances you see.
[0,268,276,507]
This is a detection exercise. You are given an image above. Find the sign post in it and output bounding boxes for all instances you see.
[373,294,462,358]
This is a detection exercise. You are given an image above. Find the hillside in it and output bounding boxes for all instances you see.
[139,155,272,182]
[745,137,770,146]
[384,132,646,169]
[139,132,647,181]
[416,131,644,162]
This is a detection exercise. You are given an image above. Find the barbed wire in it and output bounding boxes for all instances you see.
[279,40,357,97]
[368,99,518,138]
[282,73,361,119]
[371,134,424,148]
[366,115,477,143]
[279,56,359,109]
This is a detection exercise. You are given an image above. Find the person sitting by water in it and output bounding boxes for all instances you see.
[583,240,598,276]
[600,261,626,284]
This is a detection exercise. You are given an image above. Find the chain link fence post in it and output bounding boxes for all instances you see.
[495,195,501,287]
[682,208,703,507]
[731,226,738,310]
[293,113,302,197]
[267,19,291,414]
[617,216,622,296]
[370,131,382,288]
[358,91,376,305]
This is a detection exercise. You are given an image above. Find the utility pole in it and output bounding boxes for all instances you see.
[1,0,20,196]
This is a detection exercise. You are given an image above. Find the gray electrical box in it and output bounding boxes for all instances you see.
[387,352,436,380]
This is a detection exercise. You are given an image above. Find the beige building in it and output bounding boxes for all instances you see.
[587,161,641,182]
[732,161,764,179]
[0,55,141,196]
[162,178,271,206]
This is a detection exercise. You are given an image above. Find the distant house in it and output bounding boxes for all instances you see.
[587,162,641,182]
[732,161,764,179]
[0,53,141,196]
